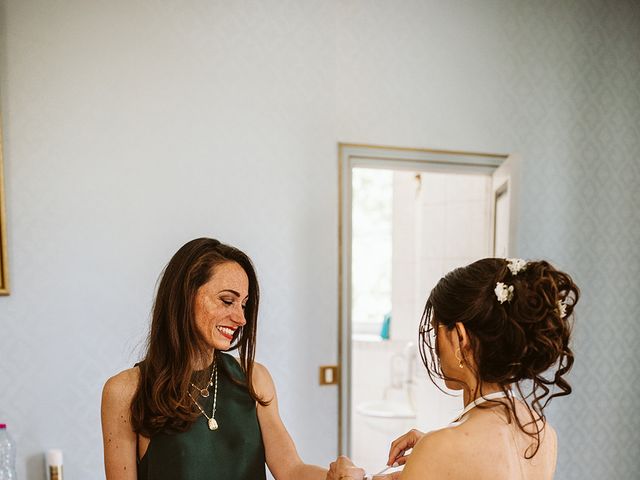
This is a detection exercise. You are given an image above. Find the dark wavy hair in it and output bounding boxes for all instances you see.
[419,258,579,457]
[131,238,268,436]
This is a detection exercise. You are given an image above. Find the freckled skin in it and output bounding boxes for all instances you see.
[193,262,249,354]
[102,260,328,480]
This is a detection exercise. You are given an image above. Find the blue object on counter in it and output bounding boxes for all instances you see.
[380,312,391,340]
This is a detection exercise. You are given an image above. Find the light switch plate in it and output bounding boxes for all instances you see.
[319,365,339,385]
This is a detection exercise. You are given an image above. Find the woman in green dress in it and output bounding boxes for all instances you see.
[101,238,329,479]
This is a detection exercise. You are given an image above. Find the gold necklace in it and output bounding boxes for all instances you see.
[190,360,215,398]
[188,359,219,430]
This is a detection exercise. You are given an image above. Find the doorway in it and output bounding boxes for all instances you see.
[338,144,520,472]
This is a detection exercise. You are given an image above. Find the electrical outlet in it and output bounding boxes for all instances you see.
[319,365,339,385]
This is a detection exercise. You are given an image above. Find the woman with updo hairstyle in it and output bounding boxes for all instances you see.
[330,258,579,480]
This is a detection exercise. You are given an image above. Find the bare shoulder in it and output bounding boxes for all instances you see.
[101,368,140,447]
[250,361,276,399]
[404,410,559,480]
[102,368,140,479]
[403,419,506,478]
[102,367,140,409]
[415,426,460,454]
[544,423,558,454]
[401,427,461,478]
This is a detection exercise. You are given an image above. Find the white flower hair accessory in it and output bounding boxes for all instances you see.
[494,282,515,304]
[506,258,528,275]
[557,301,567,318]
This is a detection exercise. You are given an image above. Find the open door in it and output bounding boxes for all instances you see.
[491,154,521,258]
[339,144,516,460]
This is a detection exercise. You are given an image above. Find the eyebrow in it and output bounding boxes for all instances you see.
[218,289,249,300]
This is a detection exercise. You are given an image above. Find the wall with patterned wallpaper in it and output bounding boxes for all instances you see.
[0,1,638,479]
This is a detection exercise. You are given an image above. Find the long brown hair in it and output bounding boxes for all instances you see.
[419,258,579,457]
[131,238,268,436]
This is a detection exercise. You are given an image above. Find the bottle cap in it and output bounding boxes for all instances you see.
[46,449,64,466]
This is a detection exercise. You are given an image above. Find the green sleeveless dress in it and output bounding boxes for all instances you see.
[137,353,267,479]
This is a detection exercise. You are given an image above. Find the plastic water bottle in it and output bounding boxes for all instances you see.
[0,424,17,480]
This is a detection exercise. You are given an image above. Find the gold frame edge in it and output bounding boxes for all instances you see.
[0,117,9,295]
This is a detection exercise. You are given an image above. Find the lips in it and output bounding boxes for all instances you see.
[216,325,237,340]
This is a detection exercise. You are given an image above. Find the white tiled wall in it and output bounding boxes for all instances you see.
[351,170,492,473]
[392,171,492,342]
[351,339,415,473]
[351,338,461,473]
[390,171,418,342]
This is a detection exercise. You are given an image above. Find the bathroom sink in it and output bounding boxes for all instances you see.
[356,401,416,419]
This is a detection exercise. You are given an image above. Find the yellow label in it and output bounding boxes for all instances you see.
[49,465,63,480]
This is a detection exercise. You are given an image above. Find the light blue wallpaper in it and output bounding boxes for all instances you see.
[502,1,640,478]
[0,1,638,479]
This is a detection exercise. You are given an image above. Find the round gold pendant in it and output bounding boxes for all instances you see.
[208,418,218,430]
[200,388,209,398]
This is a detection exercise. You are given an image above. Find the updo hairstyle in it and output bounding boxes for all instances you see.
[419,258,579,457]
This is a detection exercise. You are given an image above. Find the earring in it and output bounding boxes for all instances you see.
[455,348,464,369]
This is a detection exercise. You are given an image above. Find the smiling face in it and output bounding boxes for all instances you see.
[194,261,249,351]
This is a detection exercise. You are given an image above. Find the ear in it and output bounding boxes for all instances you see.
[454,322,471,351]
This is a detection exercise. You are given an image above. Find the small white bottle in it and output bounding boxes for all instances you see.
[46,449,63,480]
[0,424,17,480]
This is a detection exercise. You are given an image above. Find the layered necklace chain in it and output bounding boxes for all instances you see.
[188,357,219,431]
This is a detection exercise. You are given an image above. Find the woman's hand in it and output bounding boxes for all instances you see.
[387,429,425,466]
[326,455,365,480]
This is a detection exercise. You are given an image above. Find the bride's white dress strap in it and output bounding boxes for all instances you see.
[451,390,512,424]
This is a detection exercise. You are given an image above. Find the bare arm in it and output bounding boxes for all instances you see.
[253,362,327,480]
[101,368,140,480]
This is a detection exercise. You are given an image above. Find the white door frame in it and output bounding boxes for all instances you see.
[337,143,516,455]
